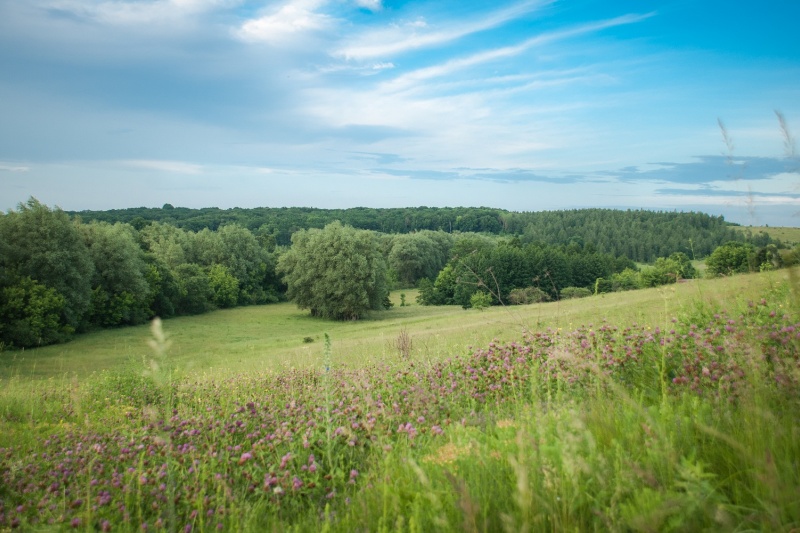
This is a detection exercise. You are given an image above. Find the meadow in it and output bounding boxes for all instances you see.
[735,225,800,247]
[1,270,799,531]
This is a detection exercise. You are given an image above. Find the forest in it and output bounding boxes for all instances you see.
[0,198,787,349]
[69,204,767,262]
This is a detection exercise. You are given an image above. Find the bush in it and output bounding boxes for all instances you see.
[470,291,492,310]
[560,286,592,299]
[507,286,551,305]
[706,242,755,277]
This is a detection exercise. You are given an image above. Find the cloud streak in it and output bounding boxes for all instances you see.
[336,0,551,60]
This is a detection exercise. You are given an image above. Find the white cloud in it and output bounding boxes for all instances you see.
[122,160,204,174]
[335,0,550,60]
[237,0,332,43]
[0,164,30,172]
[383,13,653,91]
[41,0,236,26]
[354,0,382,12]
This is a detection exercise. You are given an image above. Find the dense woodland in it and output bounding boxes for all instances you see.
[70,205,762,262]
[0,199,787,349]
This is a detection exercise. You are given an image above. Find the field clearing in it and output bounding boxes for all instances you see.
[736,225,800,245]
[2,269,794,382]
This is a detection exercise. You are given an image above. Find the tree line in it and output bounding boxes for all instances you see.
[0,199,283,348]
[1,199,790,349]
[69,205,767,262]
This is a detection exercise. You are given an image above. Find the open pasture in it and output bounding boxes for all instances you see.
[1,270,791,382]
[736,225,800,246]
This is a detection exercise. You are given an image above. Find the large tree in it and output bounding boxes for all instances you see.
[0,198,94,330]
[387,231,451,287]
[81,221,151,327]
[277,222,389,320]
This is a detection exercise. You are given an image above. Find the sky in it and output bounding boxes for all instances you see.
[1,0,799,226]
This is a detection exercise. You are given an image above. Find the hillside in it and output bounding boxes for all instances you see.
[735,225,800,247]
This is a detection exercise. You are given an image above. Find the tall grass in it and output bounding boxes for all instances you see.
[1,273,799,531]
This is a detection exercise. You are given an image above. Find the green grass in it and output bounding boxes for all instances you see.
[735,225,800,246]
[1,269,799,531]
[1,270,790,382]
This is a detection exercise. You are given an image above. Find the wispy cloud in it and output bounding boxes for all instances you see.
[0,164,31,172]
[42,0,234,25]
[237,0,332,44]
[122,160,204,174]
[335,0,551,60]
[383,13,653,90]
[353,0,382,12]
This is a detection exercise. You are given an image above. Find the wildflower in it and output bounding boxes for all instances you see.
[238,452,253,465]
[280,453,291,469]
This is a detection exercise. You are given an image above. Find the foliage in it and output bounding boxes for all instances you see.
[0,276,69,348]
[143,256,181,319]
[70,206,758,261]
[613,267,643,291]
[507,286,551,305]
[640,252,697,287]
[0,198,94,331]
[559,286,592,299]
[422,240,630,308]
[387,231,452,287]
[706,241,755,276]
[277,222,389,320]
[213,224,279,305]
[469,291,492,310]
[173,263,213,315]
[208,264,240,308]
[82,221,152,327]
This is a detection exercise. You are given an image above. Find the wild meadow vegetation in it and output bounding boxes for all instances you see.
[1,269,799,531]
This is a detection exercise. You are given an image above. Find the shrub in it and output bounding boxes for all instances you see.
[507,286,551,305]
[470,291,492,310]
[560,286,592,299]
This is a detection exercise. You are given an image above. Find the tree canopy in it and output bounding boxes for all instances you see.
[69,206,759,261]
[277,222,389,320]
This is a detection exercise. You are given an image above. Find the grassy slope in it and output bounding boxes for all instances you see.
[1,269,792,382]
[735,225,800,246]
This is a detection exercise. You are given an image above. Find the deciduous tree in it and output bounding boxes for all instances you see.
[277,222,389,320]
[0,198,94,330]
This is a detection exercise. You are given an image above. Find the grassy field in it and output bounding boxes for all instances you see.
[1,270,791,382]
[1,270,799,531]
[735,225,800,246]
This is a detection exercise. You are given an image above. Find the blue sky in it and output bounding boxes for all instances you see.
[1,0,799,225]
